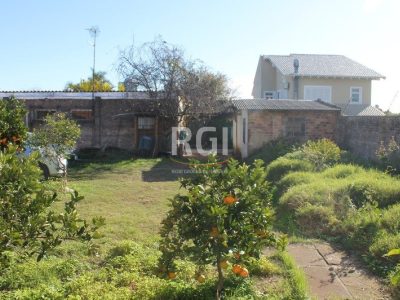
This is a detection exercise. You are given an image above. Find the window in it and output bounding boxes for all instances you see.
[35,110,56,120]
[286,117,306,137]
[71,109,93,120]
[350,87,362,103]
[264,91,275,99]
[304,86,332,102]
[138,117,155,129]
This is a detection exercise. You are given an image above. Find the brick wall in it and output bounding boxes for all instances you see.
[23,98,172,151]
[337,116,400,160]
[247,110,339,155]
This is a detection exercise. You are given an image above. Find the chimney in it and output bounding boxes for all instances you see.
[293,59,299,100]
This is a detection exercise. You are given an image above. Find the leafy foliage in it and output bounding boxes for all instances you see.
[385,249,400,293]
[65,71,114,92]
[0,96,27,151]
[30,112,80,179]
[376,136,400,174]
[297,138,341,171]
[158,157,275,298]
[0,146,104,264]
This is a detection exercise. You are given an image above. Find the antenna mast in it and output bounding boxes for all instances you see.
[86,26,100,99]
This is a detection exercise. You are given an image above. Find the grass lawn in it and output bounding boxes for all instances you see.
[66,155,181,245]
[0,150,309,299]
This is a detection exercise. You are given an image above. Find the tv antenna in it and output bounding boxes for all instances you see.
[86,26,100,97]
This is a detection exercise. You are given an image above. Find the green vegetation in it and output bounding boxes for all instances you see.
[65,71,115,92]
[0,150,310,299]
[159,157,276,299]
[0,99,101,265]
[0,96,27,151]
[266,139,400,294]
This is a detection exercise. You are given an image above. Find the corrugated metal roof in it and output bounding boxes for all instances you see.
[0,91,151,100]
[336,104,385,116]
[264,54,385,79]
[231,99,340,111]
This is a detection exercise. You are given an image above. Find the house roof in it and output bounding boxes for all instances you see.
[231,99,340,111]
[0,91,151,100]
[263,54,385,80]
[336,104,385,116]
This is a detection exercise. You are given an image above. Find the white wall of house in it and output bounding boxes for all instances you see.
[232,110,248,159]
[253,58,372,105]
[252,57,278,98]
[297,77,371,105]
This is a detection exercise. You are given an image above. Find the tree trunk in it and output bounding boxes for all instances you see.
[216,252,224,300]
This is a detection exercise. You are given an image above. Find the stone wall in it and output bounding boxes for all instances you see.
[337,116,400,160]
[247,110,339,155]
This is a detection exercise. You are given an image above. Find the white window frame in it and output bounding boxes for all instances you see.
[263,91,275,99]
[350,87,362,104]
[303,85,332,103]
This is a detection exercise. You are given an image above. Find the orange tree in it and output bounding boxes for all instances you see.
[0,96,27,151]
[158,157,275,299]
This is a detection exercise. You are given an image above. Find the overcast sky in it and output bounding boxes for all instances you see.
[1,0,399,111]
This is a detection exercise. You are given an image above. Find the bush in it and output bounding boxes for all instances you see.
[376,137,400,174]
[298,139,341,170]
[266,158,314,183]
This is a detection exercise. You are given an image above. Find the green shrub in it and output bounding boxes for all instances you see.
[298,139,341,170]
[266,158,314,183]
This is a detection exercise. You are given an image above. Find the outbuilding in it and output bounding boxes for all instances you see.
[231,99,340,158]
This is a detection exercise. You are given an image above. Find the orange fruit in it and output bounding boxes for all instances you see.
[196,274,206,283]
[223,195,237,205]
[168,272,176,279]
[232,264,242,274]
[219,260,228,270]
[239,267,249,277]
[210,227,219,238]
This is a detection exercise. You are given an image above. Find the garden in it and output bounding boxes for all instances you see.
[1,97,400,299]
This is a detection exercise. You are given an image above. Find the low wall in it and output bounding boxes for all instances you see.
[337,116,400,160]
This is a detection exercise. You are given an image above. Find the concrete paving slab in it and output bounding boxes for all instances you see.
[287,243,391,300]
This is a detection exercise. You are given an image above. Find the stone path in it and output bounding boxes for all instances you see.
[287,243,391,300]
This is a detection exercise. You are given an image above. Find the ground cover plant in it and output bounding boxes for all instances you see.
[266,139,400,294]
[0,149,310,299]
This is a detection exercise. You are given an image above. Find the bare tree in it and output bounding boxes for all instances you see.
[117,37,233,123]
